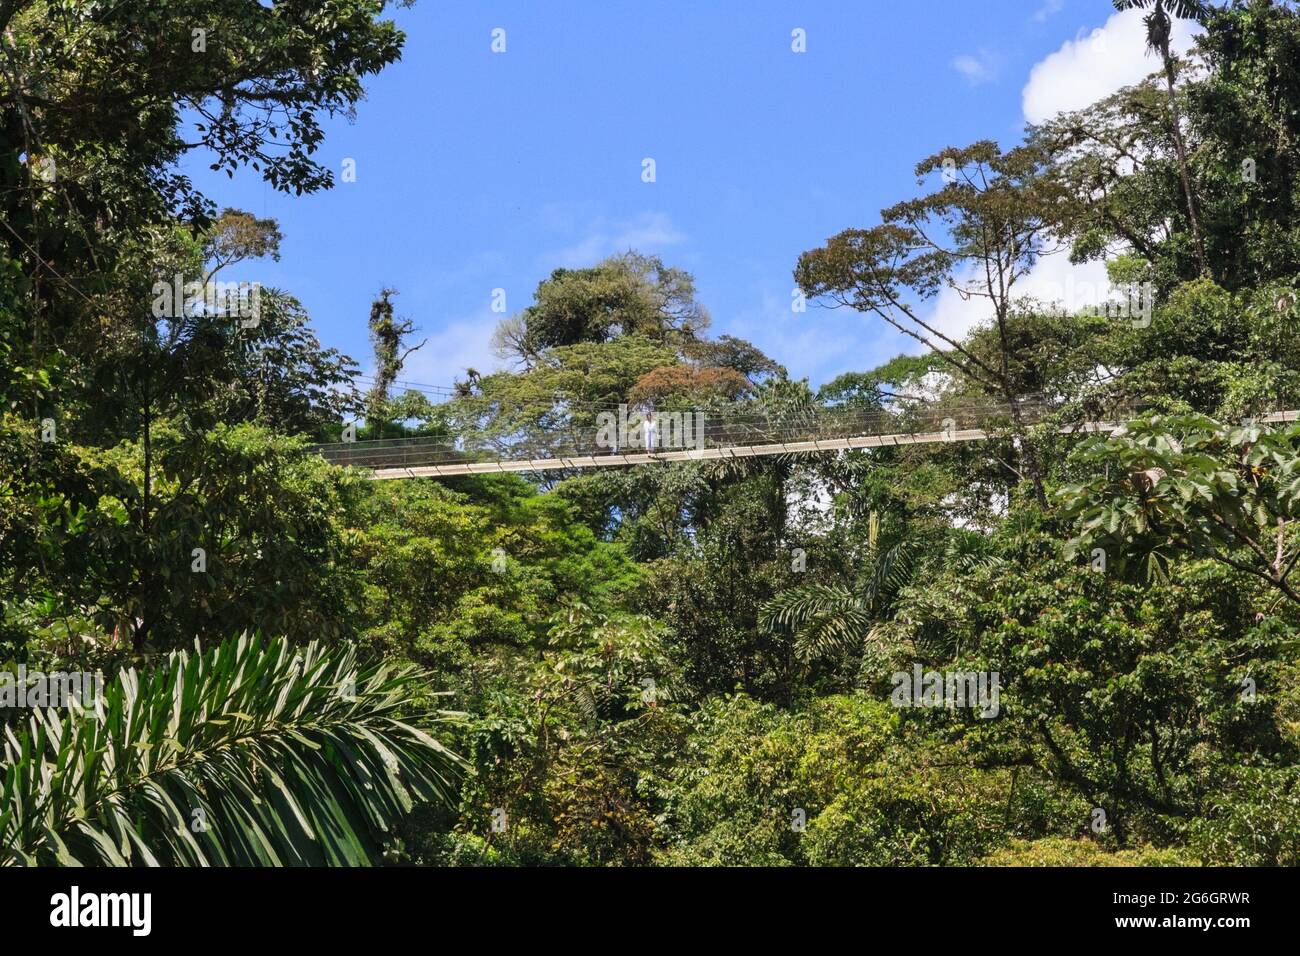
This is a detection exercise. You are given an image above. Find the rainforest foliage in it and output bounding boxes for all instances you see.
[1,0,1299,865]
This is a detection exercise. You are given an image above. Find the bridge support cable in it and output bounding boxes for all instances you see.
[315,410,1299,481]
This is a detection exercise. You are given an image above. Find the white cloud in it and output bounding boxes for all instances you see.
[926,273,987,345]
[1022,7,1200,125]
[725,287,861,383]
[395,312,501,388]
[1014,251,1114,313]
[952,51,996,86]
[908,7,1199,346]
[921,251,1115,346]
[542,211,685,269]
[1032,0,1065,24]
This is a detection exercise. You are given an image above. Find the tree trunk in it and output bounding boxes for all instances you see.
[994,303,1049,509]
[1161,45,1211,279]
[1008,398,1050,509]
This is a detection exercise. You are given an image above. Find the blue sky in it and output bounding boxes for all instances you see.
[180,0,1191,393]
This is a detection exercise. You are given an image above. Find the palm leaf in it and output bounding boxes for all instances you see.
[760,583,860,633]
[943,530,1004,575]
[858,540,917,612]
[760,540,921,663]
[0,634,463,866]
[760,582,876,663]
[1113,0,1207,21]
[790,605,877,663]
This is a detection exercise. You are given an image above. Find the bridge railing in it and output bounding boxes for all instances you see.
[311,398,1053,472]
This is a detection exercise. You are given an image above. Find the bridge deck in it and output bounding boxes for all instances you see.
[355,422,1122,479]
[317,410,1299,480]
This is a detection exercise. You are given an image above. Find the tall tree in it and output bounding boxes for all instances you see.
[202,208,283,284]
[795,141,1065,506]
[366,288,425,435]
[1113,0,1213,277]
[491,252,710,367]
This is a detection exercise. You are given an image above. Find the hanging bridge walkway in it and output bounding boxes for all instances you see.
[312,404,1300,481]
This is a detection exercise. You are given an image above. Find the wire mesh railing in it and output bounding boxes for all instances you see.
[311,398,1055,472]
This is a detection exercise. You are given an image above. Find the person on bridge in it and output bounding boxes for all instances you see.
[643,410,657,452]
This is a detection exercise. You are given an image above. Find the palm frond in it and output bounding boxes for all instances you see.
[791,606,877,663]
[0,634,463,866]
[1113,0,1207,20]
[859,540,917,612]
[760,583,878,663]
[761,541,921,664]
[943,530,1004,575]
[760,583,860,633]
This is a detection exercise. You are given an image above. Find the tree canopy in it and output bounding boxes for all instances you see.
[2,0,1300,871]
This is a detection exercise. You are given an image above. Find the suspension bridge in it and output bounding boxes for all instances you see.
[313,402,1300,481]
